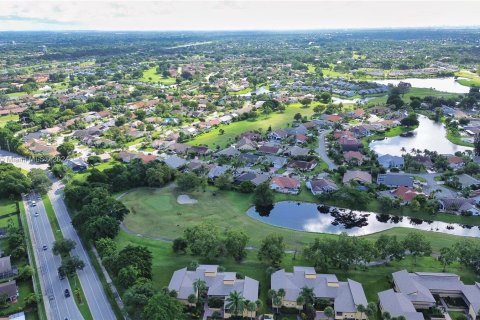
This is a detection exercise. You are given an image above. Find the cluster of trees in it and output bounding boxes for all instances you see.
[86,158,176,192]
[439,240,480,274]
[64,181,129,241]
[95,238,163,319]
[304,232,432,271]
[174,223,249,262]
[0,164,51,197]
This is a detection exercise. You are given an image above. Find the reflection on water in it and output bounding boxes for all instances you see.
[246,201,480,237]
[372,77,470,94]
[370,115,472,156]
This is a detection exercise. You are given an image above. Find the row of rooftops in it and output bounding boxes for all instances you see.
[379,270,480,320]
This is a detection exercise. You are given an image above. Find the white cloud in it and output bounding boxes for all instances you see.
[0,1,479,31]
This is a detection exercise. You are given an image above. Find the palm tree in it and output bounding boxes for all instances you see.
[277,288,286,299]
[225,291,246,318]
[382,311,392,320]
[400,147,406,153]
[272,295,282,314]
[324,306,334,319]
[357,304,367,319]
[246,300,257,320]
[267,289,277,300]
[193,279,206,295]
[296,295,305,312]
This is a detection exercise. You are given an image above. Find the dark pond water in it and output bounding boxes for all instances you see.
[246,201,480,237]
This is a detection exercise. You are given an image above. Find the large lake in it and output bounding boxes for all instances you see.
[369,115,472,156]
[246,201,480,237]
[372,77,470,94]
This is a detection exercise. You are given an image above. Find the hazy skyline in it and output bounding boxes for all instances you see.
[0,1,479,31]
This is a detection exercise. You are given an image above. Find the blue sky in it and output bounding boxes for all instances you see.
[0,1,479,31]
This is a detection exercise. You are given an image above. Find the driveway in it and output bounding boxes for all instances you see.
[316,130,337,170]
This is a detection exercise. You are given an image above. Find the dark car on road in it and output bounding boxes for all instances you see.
[64,289,70,298]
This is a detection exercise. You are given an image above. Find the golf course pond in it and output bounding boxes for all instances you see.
[246,201,480,237]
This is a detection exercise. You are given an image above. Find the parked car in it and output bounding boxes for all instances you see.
[64,289,70,298]
[42,245,47,251]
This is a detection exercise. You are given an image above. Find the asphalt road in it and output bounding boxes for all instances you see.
[23,192,83,320]
[316,129,338,170]
[48,180,117,320]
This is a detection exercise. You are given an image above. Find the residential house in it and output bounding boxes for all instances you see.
[287,159,318,171]
[258,145,281,155]
[392,186,422,204]
[446,155,465,170]
[338,136,362,152]
[236,138,257,151]
[64,158,88,172]
[167,143,190,154]
[0,256,16,279]
[457,174,480,189]
[268,129,289,141]
[307,178,338,195]
[24,139,59,157]
[215,146,241,158]
[378,154,404,169]
[118,151,139,163]
[389,270,480,320]
[271,267,368,320]
[168,265,259,319]
[438,198,480,215]
[284,146,310,157]
[378,289,425,320]
[208,165,230,180]
[342,170,372,185]
[234,172,269,186]
[0,280,18,303]
[270,176,301,194]
[163,155,188,169]
[295,134,308,145]
[343,151,364,164]
[263,155,288,169]
[377,174,414,188]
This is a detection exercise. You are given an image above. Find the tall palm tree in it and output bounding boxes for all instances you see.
[300,286,315,305]
[277,288,286,299]
[187,293,197,306]
[193,279,207,296]
[225,291,246,318]
[272,295,282,314]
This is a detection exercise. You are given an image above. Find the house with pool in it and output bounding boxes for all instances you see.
[378,270,480,320]
[271,267,368,320]
[168,264,259,318]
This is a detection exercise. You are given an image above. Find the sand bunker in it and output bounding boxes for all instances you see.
[177,194,198,204]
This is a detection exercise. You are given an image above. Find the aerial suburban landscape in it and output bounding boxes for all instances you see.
[0,1,480,320]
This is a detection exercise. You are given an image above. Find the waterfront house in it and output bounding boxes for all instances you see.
[307,178,338,195]
[377,154,404,169]
[270,176,301,194]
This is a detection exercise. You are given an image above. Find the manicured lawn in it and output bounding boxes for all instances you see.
[367,87,459,105]
[120,186,479,252]
[454,70,480,87]
[187,102,318,148]
[115,230,479,313]
[0,198,18,216]
[446,129,474,147]
[140,67,176,85]
[0,114,19,128]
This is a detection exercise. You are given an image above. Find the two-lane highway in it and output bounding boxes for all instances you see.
[49,180,116,320]
[23,193,83,320]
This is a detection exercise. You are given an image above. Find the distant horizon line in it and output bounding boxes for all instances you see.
[1,26,480,33]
